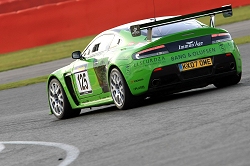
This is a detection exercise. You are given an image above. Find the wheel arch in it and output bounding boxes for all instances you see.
[47,75,58,115]
[47,74,78,113]
[107,65,118,85]
[107,64,133,94]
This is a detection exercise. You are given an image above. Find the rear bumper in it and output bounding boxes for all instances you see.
[148,53,238,94]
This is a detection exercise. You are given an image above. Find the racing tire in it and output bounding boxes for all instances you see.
[48,78,81,119]
[109,68,134,110]
[213,72,242,88]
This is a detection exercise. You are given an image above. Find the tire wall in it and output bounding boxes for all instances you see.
[0,0,249,54]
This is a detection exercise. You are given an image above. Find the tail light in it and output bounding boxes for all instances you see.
[212,33,232,44]
[132,45,169,60]
[153,67,163,72]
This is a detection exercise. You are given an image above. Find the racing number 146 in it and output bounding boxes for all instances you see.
[75,71,92,94]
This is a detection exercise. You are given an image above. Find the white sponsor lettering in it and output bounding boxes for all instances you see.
[178,41,204,50]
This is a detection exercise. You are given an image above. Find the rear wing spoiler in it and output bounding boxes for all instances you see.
[130,5,233,41]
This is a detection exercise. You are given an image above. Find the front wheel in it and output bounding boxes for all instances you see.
[109,68,134,109]
[48,78,81,119]
[213,72,242,88]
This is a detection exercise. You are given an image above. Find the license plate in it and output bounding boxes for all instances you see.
[178,58,213,72]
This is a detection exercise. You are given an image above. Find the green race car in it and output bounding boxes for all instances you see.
[47,5,242,119]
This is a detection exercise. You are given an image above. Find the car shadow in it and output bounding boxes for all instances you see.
[51,82,244,122]
[136,86,218,108]
[78,85,221,117]
[79,104,117,117]
[146,81,247,107]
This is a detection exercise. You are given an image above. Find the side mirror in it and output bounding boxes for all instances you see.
[72,51,82,59]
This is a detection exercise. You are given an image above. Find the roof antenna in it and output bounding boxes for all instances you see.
[152,0,156,22]
[147,0,156,42]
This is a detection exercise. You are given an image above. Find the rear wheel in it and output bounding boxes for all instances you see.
[213,72,242,88]
[109,68,134,109]
[48,78,81,119]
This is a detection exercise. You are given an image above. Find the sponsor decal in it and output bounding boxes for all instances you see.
[219,43,226,52]
[166,35,211,52]
[126,65,130,75]
[171,54,186,61]
[178,41,203,50]
[74,64,87,72]
[171,48,216,61]
[135,42,147,47]
[130,25,141,37]
[127,42,135,46]
[134,85,145,91]
[134,56,166,67]
[131,78,144,84]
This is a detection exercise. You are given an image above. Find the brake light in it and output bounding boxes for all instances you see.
[153,67,163,72]
[212,33,232,43]
[132,45,169,60]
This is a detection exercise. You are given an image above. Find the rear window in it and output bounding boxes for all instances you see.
[141,20,202,38]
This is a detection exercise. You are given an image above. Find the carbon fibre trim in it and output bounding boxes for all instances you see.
[65,76,79,105]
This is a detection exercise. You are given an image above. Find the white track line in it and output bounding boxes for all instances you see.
[0,141,80,166]
[0,143,5,152]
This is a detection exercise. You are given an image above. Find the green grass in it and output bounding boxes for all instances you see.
[0,36,95,72]
[0,75,48,91]
[234,35,250,45]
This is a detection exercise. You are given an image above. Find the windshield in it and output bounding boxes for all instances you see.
[140,20,202,38]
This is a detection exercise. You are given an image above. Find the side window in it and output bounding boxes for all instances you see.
[97,35,115,52]
[82,34,115,58]
[82,49,90,57]
[110,35,123,48]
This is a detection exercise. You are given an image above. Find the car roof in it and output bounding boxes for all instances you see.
[111,16,174,32]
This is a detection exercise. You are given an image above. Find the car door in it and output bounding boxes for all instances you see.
[71,34,115,103]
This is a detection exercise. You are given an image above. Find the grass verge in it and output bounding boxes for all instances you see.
[0,36,95,72]
[233,35,250,45]
[197,5,250,26]
[0,75,48,91]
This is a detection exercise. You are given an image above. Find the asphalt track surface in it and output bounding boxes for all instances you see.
[0,22,250,166]
[0,20,250,85]
[0,43,249,166]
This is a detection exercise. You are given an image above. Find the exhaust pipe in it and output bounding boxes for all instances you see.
[152,79,161,87]
[230,62,235,70]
